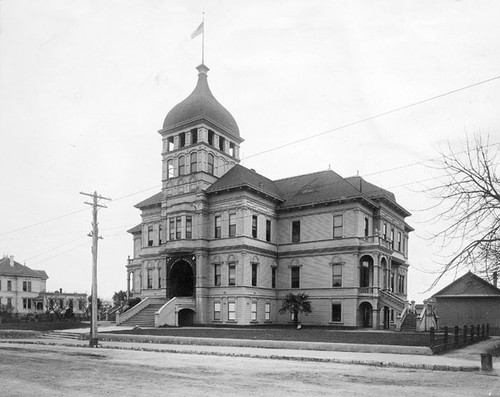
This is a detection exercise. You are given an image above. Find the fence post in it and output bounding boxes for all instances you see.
[471,324,474,342]
[486,323,490,337]
[481,324,485,340]
[463,325,468,344]
[477,324,481,340]
[443,326,449,351]
[430,327,435,351]
[454,326,459,347]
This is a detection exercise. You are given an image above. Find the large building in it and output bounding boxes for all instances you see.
[120,64,413,329]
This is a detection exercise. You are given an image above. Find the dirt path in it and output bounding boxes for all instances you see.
[1,343,498,396]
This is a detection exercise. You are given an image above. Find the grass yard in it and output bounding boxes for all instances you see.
[109,326,431,347]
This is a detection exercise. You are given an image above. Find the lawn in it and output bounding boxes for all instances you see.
[109,326,431,347]
[0,321,88,331]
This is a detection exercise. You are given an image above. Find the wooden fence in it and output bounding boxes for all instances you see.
[430,323,490,354]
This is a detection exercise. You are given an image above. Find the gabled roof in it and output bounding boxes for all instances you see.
[0,257,48,279]
[135,192,162,209]
[206,164,283,201]
[433,272,500,297]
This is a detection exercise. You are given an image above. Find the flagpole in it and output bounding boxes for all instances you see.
[202,13,205,64]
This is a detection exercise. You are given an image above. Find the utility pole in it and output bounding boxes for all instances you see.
[80,191,111,347]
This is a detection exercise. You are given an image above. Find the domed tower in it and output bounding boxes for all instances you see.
[159,64,243,195]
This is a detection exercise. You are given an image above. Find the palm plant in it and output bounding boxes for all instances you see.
[278,293,312,328]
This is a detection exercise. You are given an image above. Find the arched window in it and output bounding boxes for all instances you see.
[190,152,197,173]
[359,255,373,288]
[167,159,174,179]
[208,153,214,175]
[178,156,185,176]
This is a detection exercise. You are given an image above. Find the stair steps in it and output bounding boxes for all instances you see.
[121,304,164,327]
[400,312,417,332]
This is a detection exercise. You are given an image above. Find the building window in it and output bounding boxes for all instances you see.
[398,274,405,294]
[391,229,395,249]
[186,216,193,239]
[208,130,214,146]
[148,226,154,246]
[291,266,300,288]
[7,280,12,291]
[252,215,258,238]
[23,298,32,310]
[229,213,236,237]
[214,264,221,286]
[178,155,185,176]
[228,301,236,321]
[266,220,271,242]
[383,223,387,240]
[176,217,182,239]
[364,217,369,237]
[159,224,163,245]
[167,159,174,179]
[158,267,163,289]
[208,153,214,175]
[214,302,221,321]
[179,132,186,148]
[331,303,342,322]
[291,220,301,243]
[228,264,236,286]
[397,232,402,252]
[0,280,2,290]
[333,215,343,238]
[215,216,221,238]
[166,136,174,152]
[390,271,395,292]
[23,281,31,292]
[332,264,342,287]
[191,128,198,144]
[219,136,225,151]
[229,142,235,157]
[147,269,153,289]
[251,301,257,321]
[265,302,271,321]
[251,263,258,287]
[169,219,175,240]
[190,152,197,173]
[271,267,276,288]
[7,298,12,308]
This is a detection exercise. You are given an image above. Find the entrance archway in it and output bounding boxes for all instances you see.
[169,260,194,298]
[359,302,373,328]
[178,309,195,326]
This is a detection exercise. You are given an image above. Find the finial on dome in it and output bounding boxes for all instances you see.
[197,64,209,75]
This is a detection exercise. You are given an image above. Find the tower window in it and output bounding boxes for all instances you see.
[214,264,221,286]
[148,226,154,246]
[166,136,174,152]
[229,142,235,157]
[271,267,276,288]
[191,128,198,144]
[176,217,182,239]
[332,264,342,287]
[208,153,214,175]
[266,220,271,242]
[251,263,258,286]
[208,130,214,146]
[169,219,175,240]
[364,217,369,237]
[179,132,186,148]
[219,136,225,152]
[229,213,236,237]
[167,160,174,179]
[178,156,185,176]
[190,152,197,173]
[228,264,236,286]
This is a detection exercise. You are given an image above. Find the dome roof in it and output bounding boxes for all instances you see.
[162,64,240,137]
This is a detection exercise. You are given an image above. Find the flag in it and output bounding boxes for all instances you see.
[191,22,204,39]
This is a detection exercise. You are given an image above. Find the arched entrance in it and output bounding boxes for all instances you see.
[178,309,195,326]
[169,260,194,298]
[359,302,373,328]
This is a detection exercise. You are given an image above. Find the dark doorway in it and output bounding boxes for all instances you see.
[383,306,390,329]
[359,302,373,328]
[178,309,195,326]
[169,260,194,298]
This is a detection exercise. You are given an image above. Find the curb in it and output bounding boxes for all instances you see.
[0,339,479,372]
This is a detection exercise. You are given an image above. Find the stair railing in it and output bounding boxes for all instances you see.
[116,297,151,325]
[155,297,177,327]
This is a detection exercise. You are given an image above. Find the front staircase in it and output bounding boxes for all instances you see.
[400,312,417,332]
[121,304,164,327]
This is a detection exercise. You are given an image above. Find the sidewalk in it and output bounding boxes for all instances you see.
[1,325,498,373]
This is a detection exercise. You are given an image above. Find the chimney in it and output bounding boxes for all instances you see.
[60,288,63,293]
[9,255,14,267]
[493,272,498,288]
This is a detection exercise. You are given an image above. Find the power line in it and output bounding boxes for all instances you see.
[242,74,500,161]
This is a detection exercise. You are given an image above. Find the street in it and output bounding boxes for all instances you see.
[0,342,499,396]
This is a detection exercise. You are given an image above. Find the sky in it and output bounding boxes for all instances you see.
[0,0,499,302]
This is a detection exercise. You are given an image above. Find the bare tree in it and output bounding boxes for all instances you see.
[427,135,500,288]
